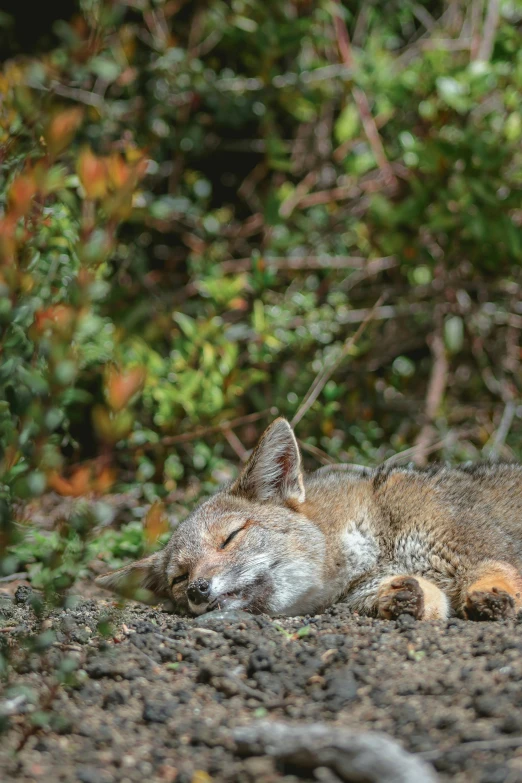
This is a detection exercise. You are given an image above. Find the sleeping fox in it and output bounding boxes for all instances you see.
[97,418,522,621]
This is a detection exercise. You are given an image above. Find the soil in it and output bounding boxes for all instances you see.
[2,582,522,783]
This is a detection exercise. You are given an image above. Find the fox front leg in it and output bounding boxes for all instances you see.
[376,575,450,621]
[457,560,522,621]
[346,573,450,621]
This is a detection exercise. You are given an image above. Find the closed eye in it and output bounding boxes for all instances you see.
[170,573,188,588]
[220,527,245,550]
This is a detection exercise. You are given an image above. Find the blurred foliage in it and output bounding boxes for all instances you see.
[1,0,522,590]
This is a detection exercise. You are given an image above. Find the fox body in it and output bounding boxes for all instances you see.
[98,419,522,622]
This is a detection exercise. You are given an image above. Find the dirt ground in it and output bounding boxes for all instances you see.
[2,583,522,783]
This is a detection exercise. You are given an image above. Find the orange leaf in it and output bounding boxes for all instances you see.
[8,174,37,217]
[107,154,131,189]
[144,501,169,546]
[45,108,84,157]
[94,466,116,494]
[34,305,75,334]
[77,147,108,199]
[48,467,91,497]
[106,367,145,411]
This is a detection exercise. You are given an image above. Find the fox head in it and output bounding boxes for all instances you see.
[96,418,326,616]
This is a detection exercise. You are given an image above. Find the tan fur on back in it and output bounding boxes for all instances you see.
[97,420,522,621]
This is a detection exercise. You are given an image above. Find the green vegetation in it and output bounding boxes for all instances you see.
[1,0,522,590]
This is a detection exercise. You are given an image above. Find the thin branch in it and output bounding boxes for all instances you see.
[154,409,278,448]
[411,4,437,31]
[470,0,485,60]
[219,255,394,275]
[291,294,386,428]
[352,0,372,47]
[339,256,398,291]
[279,171,319,218]
[330,1,398,189]
[298,440,338,466]
[476,0,500,62]
[413,330,449,467]
[223,428,249,462]
[484,400,516,460]
[30,81,105,109]
[420,734,522,762]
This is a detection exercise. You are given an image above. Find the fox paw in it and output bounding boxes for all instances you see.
[464,588,515,622]
[378,576,424,621]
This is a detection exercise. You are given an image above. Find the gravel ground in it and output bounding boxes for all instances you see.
[2,585,522,783]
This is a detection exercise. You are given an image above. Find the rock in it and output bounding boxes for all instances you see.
[233,721,438,783]
[193,609,254,628]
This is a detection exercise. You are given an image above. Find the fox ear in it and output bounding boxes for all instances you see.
[231,418,305,504]
[95,550,168,602]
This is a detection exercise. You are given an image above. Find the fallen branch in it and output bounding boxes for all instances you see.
[421,734,522,762]
[234,721,438,783]
[0,572,27,583]
[291,294,385,428]
[331,1,398,189]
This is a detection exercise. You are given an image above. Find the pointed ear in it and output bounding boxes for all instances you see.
[95,550,168,603]
[230,418,305,504]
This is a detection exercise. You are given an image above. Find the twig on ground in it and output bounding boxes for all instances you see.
[291,294,386,428]
[420,734,522,761]
[413,328,449,467]
[330,1,398,189]
[0,572,27,583]
[476,0,500,61]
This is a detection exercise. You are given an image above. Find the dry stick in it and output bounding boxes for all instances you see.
[331,1,398,189]
[0,572,27,583]
[157,408,278,448]
[291,294,386,428]
[476,0,500,61]
[413,331,449,467]
[420,734,522,762]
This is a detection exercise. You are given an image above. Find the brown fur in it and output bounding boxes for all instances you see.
[97,419,522,622]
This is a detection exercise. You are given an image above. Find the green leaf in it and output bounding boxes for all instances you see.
[335,104,359,143]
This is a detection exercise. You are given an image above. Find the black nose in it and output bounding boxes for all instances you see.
[187,578,211,605]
